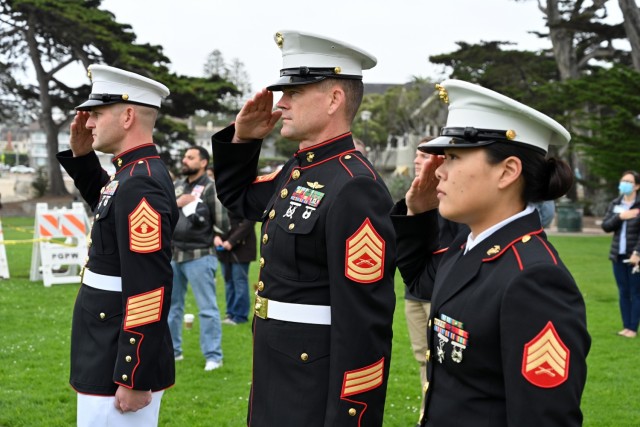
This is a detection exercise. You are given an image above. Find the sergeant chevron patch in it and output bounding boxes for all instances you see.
[125,287,164,328]
[521,321,570,388]
[345,218,384,283]
[341,357,385,397]
[129,198,161,253]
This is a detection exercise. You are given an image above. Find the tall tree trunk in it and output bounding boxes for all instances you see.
[618,0,640,71]
[541,0,580,80]
[537,0,581,200]
[25,14,68,196]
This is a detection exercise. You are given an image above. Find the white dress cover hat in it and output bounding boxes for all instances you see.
[76,64,170,111]
[419,79,570,155]
[267,30,377,91]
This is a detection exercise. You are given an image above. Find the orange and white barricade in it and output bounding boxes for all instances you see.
[30,202,90,287]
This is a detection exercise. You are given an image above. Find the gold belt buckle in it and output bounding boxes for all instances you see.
[255,296,268,319]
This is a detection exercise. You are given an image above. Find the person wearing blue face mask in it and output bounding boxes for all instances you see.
[602,170,640,338]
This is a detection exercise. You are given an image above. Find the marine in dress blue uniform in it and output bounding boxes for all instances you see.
[57,65,178,426]
[212,31,396,426]
[391,80,590,427]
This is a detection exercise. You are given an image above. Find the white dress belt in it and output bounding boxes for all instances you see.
[255,296,331,325]
[82,268,122,292]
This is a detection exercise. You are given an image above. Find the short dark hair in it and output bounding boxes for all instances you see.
[188,145,210,166]
[621,170,640,184]
[318,78,363,122]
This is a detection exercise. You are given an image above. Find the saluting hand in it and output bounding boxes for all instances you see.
[69,111,94,157]
[233,88,283,142]
[406,154,443,215]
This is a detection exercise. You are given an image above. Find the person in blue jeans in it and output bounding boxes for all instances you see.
[601,170,640,338]
[214,210,257,325]
[169,146,223,370]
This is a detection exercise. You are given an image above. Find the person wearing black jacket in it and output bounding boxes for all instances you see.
[601,170,640,338]
[215,210,257,325]
[211,30,396,426]
[392,79,590,427]
[169,146,223,371]
[58,64,177,427]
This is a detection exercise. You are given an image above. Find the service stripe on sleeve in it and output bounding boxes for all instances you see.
[341,358,385,397]
[125,288,164,328]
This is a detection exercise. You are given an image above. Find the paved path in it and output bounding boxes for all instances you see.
[0,174,32,203]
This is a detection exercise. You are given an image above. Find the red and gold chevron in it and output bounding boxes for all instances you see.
[521,321,570,388]
[341,358,385,397]
[253,169,281,183]
[129,198,161,253]
[345,218,385,283]
[124,287,164,329]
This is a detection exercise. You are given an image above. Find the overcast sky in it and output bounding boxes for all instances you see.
[94,1,625,93]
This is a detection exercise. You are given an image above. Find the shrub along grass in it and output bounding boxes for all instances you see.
[0,216,637,426]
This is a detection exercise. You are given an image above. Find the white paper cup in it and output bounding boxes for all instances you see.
[184,313,195,329]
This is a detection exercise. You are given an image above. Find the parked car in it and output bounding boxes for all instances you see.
[9,165,36,174]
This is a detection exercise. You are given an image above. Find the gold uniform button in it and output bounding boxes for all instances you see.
[125,356,132,362]
[344,154,352,160]
[280,188,288,198]
[260,258,265,268]
[95,213,100,219]
[428,319,432,328]
[292,170,300,180]
[257,281,264,291]
[300,353,309,362]
[288,223,295,230]
[426,350,431,361]
[129,338,136,345]
[262,234,269,244]
[306,152,315,162]
[99,312,106,320]
[348,408,357,416]
[121,374,128,381]
[522,235,531,243]
[269,209,276,220]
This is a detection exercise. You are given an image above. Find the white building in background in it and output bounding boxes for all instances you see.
[29,128,115,175]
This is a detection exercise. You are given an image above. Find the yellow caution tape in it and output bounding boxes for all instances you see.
[0,238,80,247]
[1,225,35,234]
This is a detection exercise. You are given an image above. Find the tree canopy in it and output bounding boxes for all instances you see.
[0,0,239,195]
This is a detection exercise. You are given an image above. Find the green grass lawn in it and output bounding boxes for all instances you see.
[0,217,638,426]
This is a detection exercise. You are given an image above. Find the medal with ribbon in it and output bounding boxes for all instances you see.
[433,313,469,363]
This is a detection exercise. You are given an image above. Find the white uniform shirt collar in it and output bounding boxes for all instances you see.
[464,205,536,254]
